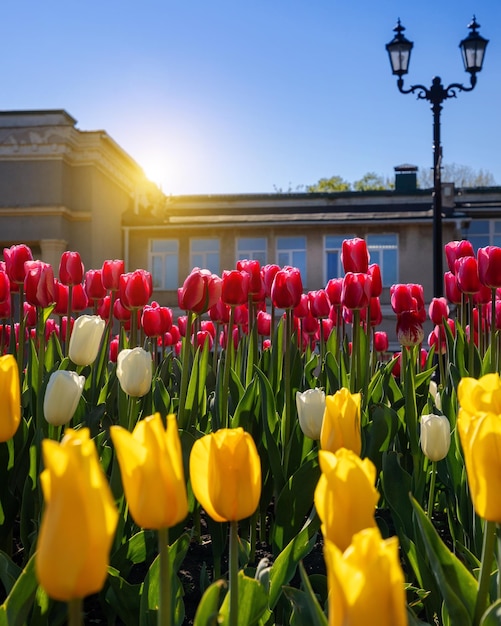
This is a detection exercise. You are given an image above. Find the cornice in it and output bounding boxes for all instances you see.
[0,206,91,221]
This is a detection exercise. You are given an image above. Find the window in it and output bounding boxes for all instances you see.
[325,234,355,281]
[276,236,306,280]
[236,237,267,265]
[190,238,220,274]
[467,220,501,252]
[149,239,179,290]
[367,234,398,287]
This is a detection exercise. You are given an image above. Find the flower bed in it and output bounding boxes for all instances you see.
[0,239,499,625]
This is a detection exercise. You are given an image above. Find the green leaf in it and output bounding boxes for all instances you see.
[268,517,320,610]
[479,598,501,626]
[219,571,268,626]
[105,567,142,626]
[364,403,400,474]
[0,553,38,626]
[411,495,478,625]
[297,561,328,626]
[271,457,320,553]
[193,580,226,626]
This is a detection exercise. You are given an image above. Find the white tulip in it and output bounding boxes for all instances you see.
[296,388,326,440]
[69,315,106,366]
[116,347,153,397]
[429,381,442,411]
[420,413,451,462]
[44,370,85,426]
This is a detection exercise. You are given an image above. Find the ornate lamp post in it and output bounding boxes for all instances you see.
[386,17,488,297]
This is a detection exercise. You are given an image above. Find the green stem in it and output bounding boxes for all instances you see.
[474,519,497,626]
[350,309,360,393]
[178,311,194,429]
[158,527,171,626]
[65,284,73,357]
[491,289,497,373]
[468,295,475,376]
[427,461,437,517]
[67,598,83,626]
[282,309,292,466]
[229,520,239,626]
[221,306,235,429]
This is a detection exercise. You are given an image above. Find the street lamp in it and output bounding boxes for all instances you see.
[386,17,488,297]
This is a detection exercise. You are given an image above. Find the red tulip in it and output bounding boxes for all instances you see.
[341,272,371,310]
[473,284,492,306]
[59,251,84,286]
[369,297,382,326]
[325,277,343,306]
[390,284,415,315]
[54,282,69,316]
[374,330,389,353]
[445,240,474,273]
[262,264,280,299]
[0,300,11,319]
[302,312,319,335]
[102,259,125,291]
[428,297,449,325]
[455,256,480,294]
[221,270,250,306]
[0,272,10,304]
[208,299,230,324]
[257,310,271,336]
[396,310,424,347]
[321,317,334,339]
[109,336,119,362]
[271,267,303,309]
[368,263,382,297]
[23,302,37,327]
[141,303,173,337]
[196,330,213,351]
[178,268,222,314]
[444,271,462,304]
[308,289,331,318]
[341,237,369,274]
[97,295,111,321]
[119,270,152,310]
[201,320,216,338]
[237,259,263,295]
[84,269,107,302]
[428,319,455,354]
[71,284,89,312]
[293,293,310,319]
[24,261,57,308]
[4,244,33,284]
[113,298,131,323]
[477,246,501,289]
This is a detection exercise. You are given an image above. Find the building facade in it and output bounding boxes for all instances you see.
[2,110,501,339]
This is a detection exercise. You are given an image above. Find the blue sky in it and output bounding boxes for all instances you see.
[2,0,500,194]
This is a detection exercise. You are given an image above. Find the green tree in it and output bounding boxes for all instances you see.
[418,163,496,188]
[353,172,393,191]
[306,175,351,192]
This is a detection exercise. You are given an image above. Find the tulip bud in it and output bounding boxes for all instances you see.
[420,414,451,462]
[68,315,106,366]
[296,388,325,440]
[44,370,85,426]
[116,347,153,397]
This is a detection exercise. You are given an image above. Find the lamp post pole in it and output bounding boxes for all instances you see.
[386,18,488,298]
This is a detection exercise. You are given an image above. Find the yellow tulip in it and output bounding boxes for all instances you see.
[458,374,501,521]
[320,388,361,456]
[315,449,379,551]
[323,528,408,626]
[110,413,188,529]
[0,355,21,442]
[189,427,261,522]
[36,429,118,602]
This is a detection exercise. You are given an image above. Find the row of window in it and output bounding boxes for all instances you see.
[150,235,398,291]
